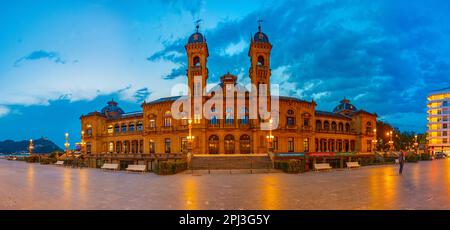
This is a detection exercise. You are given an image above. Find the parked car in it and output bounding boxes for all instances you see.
[435,152,447,159]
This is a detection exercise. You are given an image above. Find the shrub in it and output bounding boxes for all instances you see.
[154,160,187,175]
[274,159,306,173]
[406,153,419,163]
[420,153,431,161]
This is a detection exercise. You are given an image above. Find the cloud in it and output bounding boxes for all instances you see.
[14,50,67,67]
[0,105,10,118]
[148,0,450,132]
[134,88,152,102]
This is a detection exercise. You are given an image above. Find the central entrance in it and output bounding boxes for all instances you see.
[224,134,235,154]
[208,135,219,154]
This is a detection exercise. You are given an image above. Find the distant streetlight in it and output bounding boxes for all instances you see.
[29,139,34,155]
[386,131,394,151]
[372,128,378,152]
[64,133,70,156]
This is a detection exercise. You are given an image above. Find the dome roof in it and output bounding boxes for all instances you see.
[101,100,124,119]
[333,98,357,113]
[188,32,205,44]
[253,31,269,43]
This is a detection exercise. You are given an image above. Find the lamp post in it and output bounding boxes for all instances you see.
[64,133,70,156]
[29,139,34,155]
[266,119,274,153]
[386,131,394,152]
[80,130,86,155]
[186,119,195,168]
[372,128,378,152]
[414,134,419,158]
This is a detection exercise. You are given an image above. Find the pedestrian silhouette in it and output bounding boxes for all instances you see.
[398,151,405,175]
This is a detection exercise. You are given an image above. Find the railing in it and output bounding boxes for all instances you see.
[315,129,357,135]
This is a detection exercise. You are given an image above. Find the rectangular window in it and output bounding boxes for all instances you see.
[367,140,372,152]
[444,124,448,129]
[444,131,448,136]
[273,137,278,150]
[288,137,294,152]
[444,101,449,106]
[444,139,448,143]
[181,137,187,152]
[303,138,309,152]
[164,138,171,153]
[303,119,309,127]
[149,141,155,154]
[149,120,156,128]
[287,117,295,126]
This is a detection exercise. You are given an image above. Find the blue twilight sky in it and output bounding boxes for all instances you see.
[1,0,450,148]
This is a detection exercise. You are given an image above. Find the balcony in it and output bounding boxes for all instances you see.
[160,126,173,132]
[286,124,298,130]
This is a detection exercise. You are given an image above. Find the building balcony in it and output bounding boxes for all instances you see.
[286,124,298,130]
[160,126,173,132]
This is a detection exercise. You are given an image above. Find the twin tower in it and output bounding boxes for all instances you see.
[184,23,273,98]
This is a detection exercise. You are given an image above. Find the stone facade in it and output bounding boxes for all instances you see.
[80,25,377,156]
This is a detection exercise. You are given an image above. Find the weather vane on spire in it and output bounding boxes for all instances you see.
[195,19,202,32]
[257,19,263,32]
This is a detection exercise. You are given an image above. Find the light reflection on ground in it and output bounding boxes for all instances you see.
[1,159,450,210]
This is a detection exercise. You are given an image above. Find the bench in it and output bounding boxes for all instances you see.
[101,163,119,171]
[346,161,361,169]
[314,163,332,171]
[55,161,65,166]
[126,164,147,173]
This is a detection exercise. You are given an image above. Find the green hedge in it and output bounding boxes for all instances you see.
[406,153,419,163]
[274,159,306,173]
[420,153,431,161]
[154,160,187,175]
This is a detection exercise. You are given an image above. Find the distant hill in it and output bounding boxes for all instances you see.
[0,138,62,154]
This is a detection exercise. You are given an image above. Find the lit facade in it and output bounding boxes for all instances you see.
[80,25,377,156]
[427,87,450,154]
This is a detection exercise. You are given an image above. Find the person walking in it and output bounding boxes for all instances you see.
[398,150,405,175]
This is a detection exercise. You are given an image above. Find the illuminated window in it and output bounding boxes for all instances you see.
[149,119,156,128]
[288,137,294,152]
[107,125,113,134]
[303,138,309,152]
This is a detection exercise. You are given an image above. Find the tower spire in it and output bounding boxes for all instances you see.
[257,19,263,32]
[195,19,202,33]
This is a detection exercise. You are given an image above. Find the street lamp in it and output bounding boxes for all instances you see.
[29,139,34,155]
[414,134,419,155]
[80,130,86,155]
[266,119,274,152]
[386,131,394,151]
[64,133,70,156]
[372,128,378,152]
[186,119,195,168]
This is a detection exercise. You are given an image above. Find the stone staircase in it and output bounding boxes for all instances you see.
[190,154,273,170]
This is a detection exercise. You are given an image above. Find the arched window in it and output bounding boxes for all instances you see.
[224,135,235,154]
[316,120,322,131]
[109,142,114,152]
[114,124,120,133]
[128,123,135,132]
[240,135,251,154]
[225,108,234,125]
[121,124,127,133]
[193,56,200,67]
[345,123,350,132]
[331,122,337,131]
[208,135,219,154]
[137,121,143,132]
[107,125,113,134]
[257,56,265,66]
[164,111,172,127]
[240,107,249,125]
[324,121,330,131]
[338,122,344,132]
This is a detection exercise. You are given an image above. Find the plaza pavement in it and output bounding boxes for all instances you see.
[1,159,450,210]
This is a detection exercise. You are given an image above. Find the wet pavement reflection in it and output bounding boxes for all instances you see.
[1,159,450,210]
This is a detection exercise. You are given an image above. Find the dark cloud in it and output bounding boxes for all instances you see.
[134,88,151,102]
[14,50,66,67]
[147,0,450,132]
